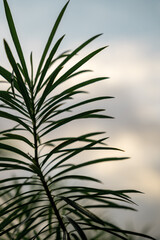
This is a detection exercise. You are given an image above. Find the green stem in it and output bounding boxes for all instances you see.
[31,88,70,239]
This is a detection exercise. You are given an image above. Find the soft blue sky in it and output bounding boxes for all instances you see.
[0,0,160,237]
[1,0,160,56]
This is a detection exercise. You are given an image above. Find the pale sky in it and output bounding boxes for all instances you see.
[0,0,160,238]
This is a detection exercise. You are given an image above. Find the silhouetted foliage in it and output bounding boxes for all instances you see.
[0,1,156,239]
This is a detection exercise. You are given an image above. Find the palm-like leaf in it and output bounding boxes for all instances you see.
[0,1,156,239]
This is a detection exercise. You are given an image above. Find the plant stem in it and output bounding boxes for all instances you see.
[31,88,70,239]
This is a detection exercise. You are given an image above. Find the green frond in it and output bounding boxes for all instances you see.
[3,0,30,87]
[0,1,156,239]
[34,1,70,85]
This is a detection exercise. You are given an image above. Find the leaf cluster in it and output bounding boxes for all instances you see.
[0,0,156,239]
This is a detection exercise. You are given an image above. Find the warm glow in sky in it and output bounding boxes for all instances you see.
[0,0,160,238]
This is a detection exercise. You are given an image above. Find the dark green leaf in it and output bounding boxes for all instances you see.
[41,109,106,137]
[51,157,128,179]
[0,142,32,160]
[36,66,63,113]
[60,196,105,226]
[2,133,33,147]
[34,1,69,84]
[3,40,32,117]
[49,175,101,185]
[66,216,87,240]
[50,46,108,91]
[3,0,30,86]
[35,35,65,95]
[0,110,30,132]
[0,91,30,118]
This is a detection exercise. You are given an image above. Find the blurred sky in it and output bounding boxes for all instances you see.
[0,0,160,237]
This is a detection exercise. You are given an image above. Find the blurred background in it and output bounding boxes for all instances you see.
[0,0,160,238]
